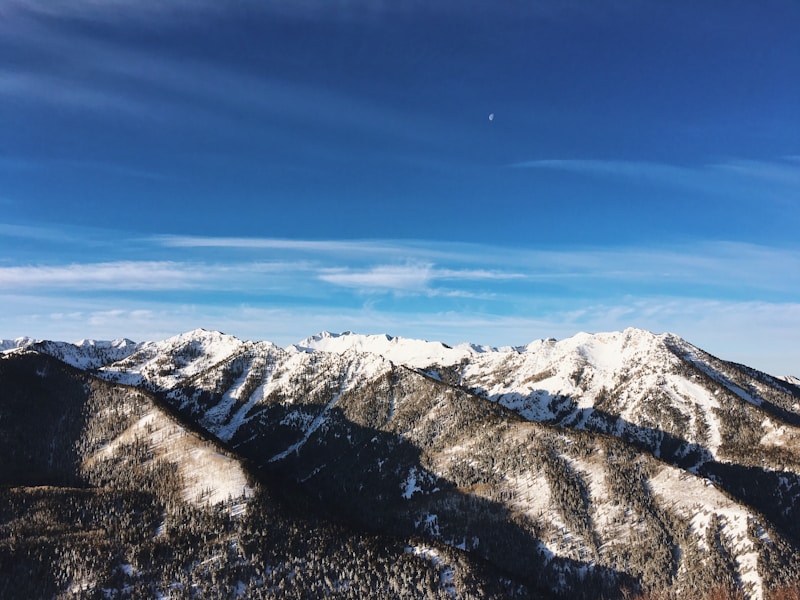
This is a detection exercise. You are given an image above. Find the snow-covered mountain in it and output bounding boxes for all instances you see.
[0,351,491,599]
[778,374,800,387]
[1,335,142,369]
[4,327,800,599]
[292,330,502,366]
[289,328,800,469]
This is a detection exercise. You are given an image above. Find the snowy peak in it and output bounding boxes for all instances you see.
[1,329,253,373]
[100,328,250,388]
[157,327,243,349]
[3,327,684,375]
[0,336,143,369]
[0,336,36,351]
[293,330,495,368]
[73,337,137,349]
[778,374,800,387]
[293,327,683,371]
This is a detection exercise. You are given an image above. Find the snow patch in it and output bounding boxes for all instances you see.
[401,467,423,499]
[87,406,253,510]
[649,465,764,599]
[269,392,342,462]
[405,544,456,598]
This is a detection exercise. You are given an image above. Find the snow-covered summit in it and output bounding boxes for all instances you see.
[154,328,244,352]
[0,336,37,351]
[4,326,686,378]
[778,375,800,386]
[292,330,494,368]
[519,327,678,370]
[1,336,143,369]
[98,328,253,388]
[291,327,682,373]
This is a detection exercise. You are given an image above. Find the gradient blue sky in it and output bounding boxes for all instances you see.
[1,1,799,375]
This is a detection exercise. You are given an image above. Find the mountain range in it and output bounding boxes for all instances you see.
[2,327,799,599]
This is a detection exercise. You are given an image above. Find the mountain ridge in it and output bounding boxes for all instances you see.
[4,327,797,380]
[3,327,800,598]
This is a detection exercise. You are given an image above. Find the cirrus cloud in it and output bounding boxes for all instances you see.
[318,264,525,292]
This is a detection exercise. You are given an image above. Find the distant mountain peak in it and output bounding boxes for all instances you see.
[779,374,800,386]
[1,336,144,370]
[293,330,478,368]
[73,337,138,349]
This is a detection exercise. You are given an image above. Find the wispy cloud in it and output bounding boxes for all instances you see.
[526,242,800,293]
[0,261,307,291]
[2,227,799,373]
[7,226,800,298]
[436,268,526,281]
[710,159,800,186]
[0,262,204,290]
[319,264,433,291]
[2,0,579,23]
[511,157,800,199]
[0,223,72,243]
[0,151,166,180]
[1,13,440,150]
[158,235,401,254]
[0,70,151,117]
[318,263,525,293]
[2,0,221,20]
[512,159,693,182]
[156,235,800,285]
[154,235,484,265]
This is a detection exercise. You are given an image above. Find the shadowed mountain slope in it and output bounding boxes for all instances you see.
[0,351,543,599]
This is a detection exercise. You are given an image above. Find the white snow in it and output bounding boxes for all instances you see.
[669,373,723,455]
[293,330,488,368]
[759,417,800,457]
[1,336,142,369]
[101,329,247,389]
[506,471,554,521]
[405,544,456,598]
[401,467,423,499]
[0,336,35,351]
[269,391,343,462]
[4,326,794,600]
[679,344,764,407]
[87,405,253,509]
[200,363,256,432]
[416,513,441,537]
[15,326,774,473]
[649,466,764,599]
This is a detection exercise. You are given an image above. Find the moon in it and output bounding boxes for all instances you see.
[488,113,494,121]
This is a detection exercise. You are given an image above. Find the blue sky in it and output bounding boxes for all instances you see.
[1,1,799,375]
